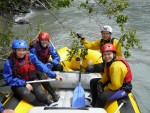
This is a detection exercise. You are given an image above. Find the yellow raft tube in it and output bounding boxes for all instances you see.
[57,46,103,71]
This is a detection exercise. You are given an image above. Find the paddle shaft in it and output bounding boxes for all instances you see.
[96,55,102,63]
[79,60,82,82]
[26,79,56,84]
[0,79,56,87]
[61,60,68,71]
[114,100,127,113]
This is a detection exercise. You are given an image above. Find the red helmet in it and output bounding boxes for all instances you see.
[101,43,116,53]
[38,32,50,40]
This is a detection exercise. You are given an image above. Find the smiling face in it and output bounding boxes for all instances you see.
[15,48,27,58]
[103,51,114,63]
[40,39,49,48]
[101,31,111,40]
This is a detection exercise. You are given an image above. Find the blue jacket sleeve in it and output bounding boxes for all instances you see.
[49,44,60,66]
[0,102,4,113]
[29,53,56,78]
[3,60,26,87]
[30,48,38,57]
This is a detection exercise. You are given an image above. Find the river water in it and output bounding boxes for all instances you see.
[11,0,150,113]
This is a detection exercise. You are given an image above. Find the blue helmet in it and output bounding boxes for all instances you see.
[12,40,28,49]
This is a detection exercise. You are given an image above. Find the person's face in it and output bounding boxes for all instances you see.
[101,31,111,40]
[103,51,114,62]
[40,39,49,48]
[15,48,27,58]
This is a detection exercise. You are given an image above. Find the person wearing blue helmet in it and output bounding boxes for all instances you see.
[3,39,63,106]
[12,39,28,48]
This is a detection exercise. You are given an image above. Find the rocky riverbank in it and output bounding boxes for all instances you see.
[0,0,48,28]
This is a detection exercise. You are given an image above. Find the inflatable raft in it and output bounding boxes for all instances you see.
[1,47,140,113]
[57,47,103,71]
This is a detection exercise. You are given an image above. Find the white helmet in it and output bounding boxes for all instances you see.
[101,25,112,33]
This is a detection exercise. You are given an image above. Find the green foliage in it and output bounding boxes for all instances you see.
[66,40,80,61]
[0,0,142,59]
[65,0,142,58]
[105,0,129,15]
[54,0,74,9]
[79,1,94,13]
[120,29,142,57]
[0,21,42,60]
[0,30,14,58]
[67,32,88,61]
[116,14,128,25]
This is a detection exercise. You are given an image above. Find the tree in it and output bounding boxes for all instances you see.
[0,0,142,60]
[51,0,142,59]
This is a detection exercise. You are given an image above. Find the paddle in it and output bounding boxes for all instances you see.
[114,100,127,113]
[107,90,127,113]
[0,79,56,87]
[108,90,127,101]
[72,57,85,108]
[26,79,56,84]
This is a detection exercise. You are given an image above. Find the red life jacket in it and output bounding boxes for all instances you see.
[36,45,50,63]
[10,52,36,80]
[106,57,132,83]
[29,40,50,63]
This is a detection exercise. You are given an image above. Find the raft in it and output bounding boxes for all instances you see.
[1,47,141,113]
[57,47,103,71]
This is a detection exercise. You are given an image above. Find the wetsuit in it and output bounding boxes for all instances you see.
[3,53,56,106]
[90,57,132,107]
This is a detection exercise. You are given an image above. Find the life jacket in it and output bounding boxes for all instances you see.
[36,46,50,63]
[9,52,36,80]
[100,38,115,52]
[29,40,50,63]
[29,39,39,50]
[106,57,132,83]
